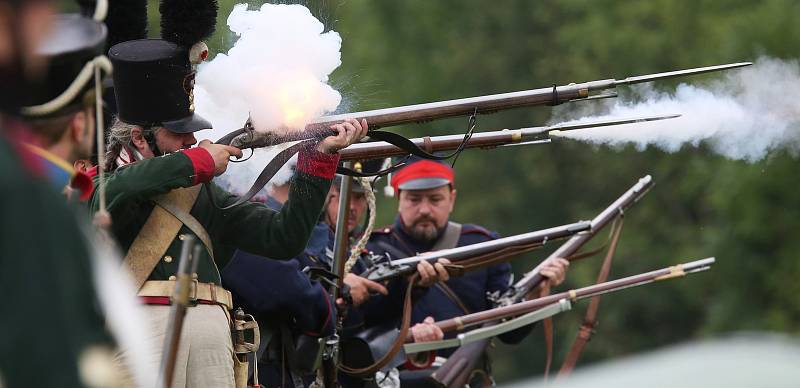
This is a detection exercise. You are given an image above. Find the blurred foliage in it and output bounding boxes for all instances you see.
[63,0,800,383]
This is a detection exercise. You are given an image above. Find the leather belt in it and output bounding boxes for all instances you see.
[138,280,233,310]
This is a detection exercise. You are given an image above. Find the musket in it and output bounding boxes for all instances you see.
[320,162,356,387]
[494,175,655,307]
[339,115,679,161]
[217,62,750,149]
[403,257,715,349]
[432,175,654,387]
[157,236,201,388]
[363,220,592,283]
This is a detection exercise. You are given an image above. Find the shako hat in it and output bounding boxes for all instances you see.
[109,39,210,133]
[21,14,108,117]
[107,0,218,134]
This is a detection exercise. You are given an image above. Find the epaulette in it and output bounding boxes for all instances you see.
[460,224,495,238]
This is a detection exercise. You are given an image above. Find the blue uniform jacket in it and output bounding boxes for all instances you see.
[366,217,533,357]
[221,197,335,336]
[294,227,405,335]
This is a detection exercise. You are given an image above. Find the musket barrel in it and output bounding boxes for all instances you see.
[340,130,523,160]
[391,221,590,266]
[429,257,715,336]
[365,220,591,283]
[340,115,679,161]
[509,175,655,299]
[314,87,588,129]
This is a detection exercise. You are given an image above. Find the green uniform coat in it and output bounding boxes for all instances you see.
[90,147,339,284]
[0,125,110,388]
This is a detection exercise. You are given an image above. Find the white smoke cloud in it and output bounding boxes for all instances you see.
[551,57,800,162]
[193,3,343,192]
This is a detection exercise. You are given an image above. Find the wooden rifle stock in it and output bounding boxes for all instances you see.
[408,257,715,341]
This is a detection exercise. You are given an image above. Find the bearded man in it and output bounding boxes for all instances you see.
[366,159,570,387]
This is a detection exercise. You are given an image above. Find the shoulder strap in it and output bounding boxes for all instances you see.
[431,222,462,251]
[153,191,214,262]
[122,185,205,290]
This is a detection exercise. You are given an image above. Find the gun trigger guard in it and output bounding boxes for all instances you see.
[230,148,253,163]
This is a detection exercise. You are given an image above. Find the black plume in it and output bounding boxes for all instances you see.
[160,0,218,47]
[106,0,148,49]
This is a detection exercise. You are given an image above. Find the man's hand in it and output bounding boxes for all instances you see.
[337,273,388,307]
[410,316,444,343]
[415,258,451,287]
[317,118,368,154]
[539,257,570,287]
[198,140,243,176]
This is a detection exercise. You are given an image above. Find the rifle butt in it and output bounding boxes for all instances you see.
[430,339,492,388]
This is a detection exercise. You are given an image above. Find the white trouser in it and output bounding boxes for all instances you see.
[116,304,235,388]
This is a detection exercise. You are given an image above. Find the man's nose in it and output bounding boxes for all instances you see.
[417,200,432,215]
[185,133,197,146]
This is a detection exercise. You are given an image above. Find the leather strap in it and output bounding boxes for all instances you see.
[208,139,313,210]
[152,189,214,262]
[556,218,624,378]
[138,280,233,310]
[123,185,202,290]
[213,127,468,209]
[339,274,418,377]
[436,282,471,315]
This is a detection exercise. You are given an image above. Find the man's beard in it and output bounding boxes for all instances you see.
[406,216,445,243]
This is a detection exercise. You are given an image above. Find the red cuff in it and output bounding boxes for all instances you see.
[182,148,215,185]
[297,149,340,179]
[70,171,95,202]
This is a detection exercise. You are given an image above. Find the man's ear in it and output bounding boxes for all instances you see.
[130,126,148,153]
[73,159,88,172]
[449,188,457,212]
[69,110,86,143]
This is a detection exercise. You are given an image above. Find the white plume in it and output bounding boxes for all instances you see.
[194,3,343,192]
[552,57,800,162]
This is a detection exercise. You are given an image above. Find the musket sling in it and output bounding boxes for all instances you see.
[555,218,624,378]
[123,185,213,290]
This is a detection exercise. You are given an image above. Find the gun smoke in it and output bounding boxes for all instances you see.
[194,3,344,191]
[552,58,800,162]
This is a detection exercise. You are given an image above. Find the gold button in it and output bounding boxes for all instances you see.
[178,234,186,241]
[168,275,177,281]
[164,255,173,263]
